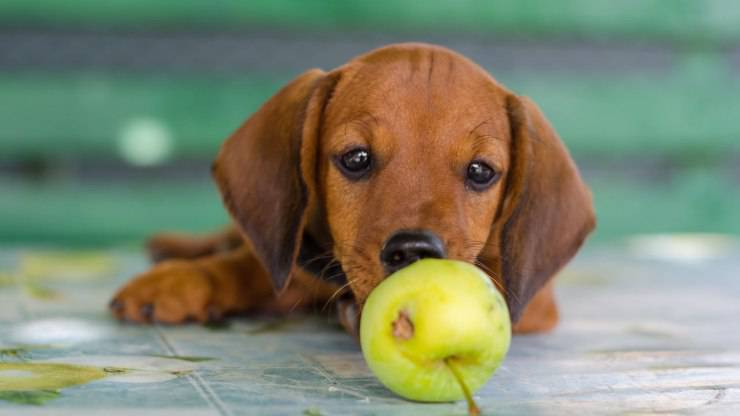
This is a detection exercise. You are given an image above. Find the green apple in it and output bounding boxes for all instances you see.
[360,259,511,414]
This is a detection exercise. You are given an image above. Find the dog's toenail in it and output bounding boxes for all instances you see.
[140,304,154,321]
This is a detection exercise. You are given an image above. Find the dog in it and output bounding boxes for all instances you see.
[110,43,595,335]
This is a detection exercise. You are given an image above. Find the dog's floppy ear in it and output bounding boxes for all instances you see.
[494,95,595,323]
[212,69,338,292]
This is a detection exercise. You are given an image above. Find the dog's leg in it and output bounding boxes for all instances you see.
[511,280,559,334]
[110,246,339,324]
[146,226,243,262]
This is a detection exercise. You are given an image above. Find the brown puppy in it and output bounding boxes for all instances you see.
[110,43,595,335]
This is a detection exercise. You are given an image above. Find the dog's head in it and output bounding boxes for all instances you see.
[213,43,595,323]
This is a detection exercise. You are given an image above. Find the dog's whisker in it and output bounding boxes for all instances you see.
[321,278,357,312]
[473,259,513,303]
[316,258,342,281]
[319,269,347,283]
[319,238,518,312]
[463,239,502,251]
[287,295,305,313]
[301,250,336,267]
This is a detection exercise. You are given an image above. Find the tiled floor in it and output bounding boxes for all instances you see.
[1,240,739,415]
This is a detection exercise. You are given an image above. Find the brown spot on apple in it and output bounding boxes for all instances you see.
[392,309,414,340]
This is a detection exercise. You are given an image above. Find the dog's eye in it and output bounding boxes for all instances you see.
[335,148,372,179]
[466,160,500,191]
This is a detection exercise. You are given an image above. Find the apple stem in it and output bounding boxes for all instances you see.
[444,357,481,416]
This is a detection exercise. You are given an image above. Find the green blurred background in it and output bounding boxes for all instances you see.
[1,0,739,247]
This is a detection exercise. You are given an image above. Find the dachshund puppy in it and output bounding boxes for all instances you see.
[110,43,595,335]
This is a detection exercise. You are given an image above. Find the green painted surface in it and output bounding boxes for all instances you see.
[0,178,228,246]
[1,59,738,244]
[2,168,738,246]
[2,0,740,43]
[2,2,739,245]
[589,170,740,239]
[0,73,279,159]
[2,55,739,160]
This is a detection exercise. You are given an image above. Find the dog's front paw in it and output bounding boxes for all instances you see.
[109,260,231,324]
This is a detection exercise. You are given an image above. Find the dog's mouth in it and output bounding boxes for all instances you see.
[297,240,359,335]
[296,233,485,338]
[336,295,360,337]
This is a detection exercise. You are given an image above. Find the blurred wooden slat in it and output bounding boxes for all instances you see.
[1,0,739,43]
[1,1,739,245]
[0,177,229,246]
[1,61,738,161]
[2,167,739,245]
[589,171,740,240]
[0,73,277,160]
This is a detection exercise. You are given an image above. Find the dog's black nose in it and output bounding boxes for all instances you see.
[380,230,446,275]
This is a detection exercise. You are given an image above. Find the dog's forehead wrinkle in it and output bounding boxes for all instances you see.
[344,116,378,142]
[333,77,498,140]
[468,118,503,141]
[346,55,482,100]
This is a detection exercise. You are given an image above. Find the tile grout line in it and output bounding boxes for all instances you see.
[154,326,234,416]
